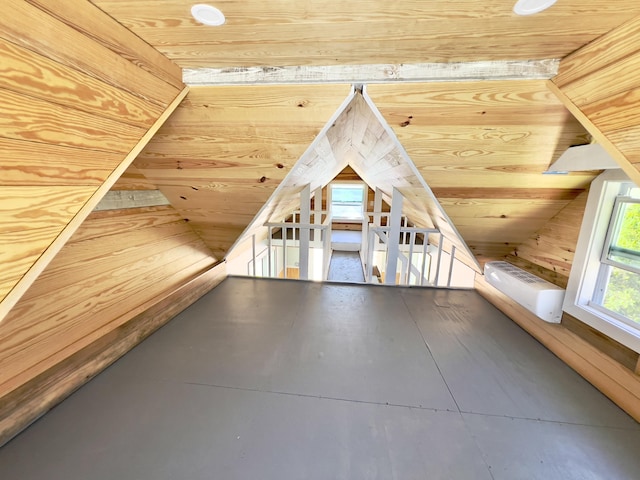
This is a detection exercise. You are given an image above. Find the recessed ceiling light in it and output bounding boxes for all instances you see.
[191,4,225,26]
[513,0,557,15]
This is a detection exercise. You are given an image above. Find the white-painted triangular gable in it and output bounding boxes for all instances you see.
[228,86,481,274]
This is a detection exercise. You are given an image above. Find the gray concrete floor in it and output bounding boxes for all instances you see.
[1,277,639,479]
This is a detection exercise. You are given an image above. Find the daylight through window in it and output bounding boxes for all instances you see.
[591,194,640,325]
[330,183,366,221]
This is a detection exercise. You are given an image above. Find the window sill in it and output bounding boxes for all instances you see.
[564,303,640,353]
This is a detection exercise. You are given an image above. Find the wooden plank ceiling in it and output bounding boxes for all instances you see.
[0,0,185,321]
[134,84,352,260]
[367,81,596,261]
[101,1,637,266]
[550,15,640,186]
[133,80,595,266]
[92,0,639,68]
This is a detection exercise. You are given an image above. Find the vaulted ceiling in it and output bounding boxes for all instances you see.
[93,0,637,68]
[94,1,640,265]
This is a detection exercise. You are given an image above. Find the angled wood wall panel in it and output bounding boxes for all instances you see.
[367,81,595,262]
[0,206,216,404]
[551,15,640,186]
[505,191,589,288]
[135,84,351,259]
[0,0,184,319]
[0,205,220,445]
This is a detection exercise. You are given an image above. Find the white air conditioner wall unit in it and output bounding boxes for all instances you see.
[484,261,565,323]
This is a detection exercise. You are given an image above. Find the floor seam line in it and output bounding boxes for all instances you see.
[181,381,457,412]
[458,409,640,431]
[400,293,463,414]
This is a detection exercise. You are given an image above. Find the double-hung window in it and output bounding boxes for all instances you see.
[591,194,640,324]
[564,170,640,351]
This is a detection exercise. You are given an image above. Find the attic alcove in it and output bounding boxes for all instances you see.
[224,87,479,285]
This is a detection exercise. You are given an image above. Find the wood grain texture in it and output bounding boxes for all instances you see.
[0,0,181,107]
[0,86,147,153]
[111,165,158,191]
[26,0,182,90]
[0,238,224,448]
[507,191,589,286]
[0,37,164,128]
[0,0,184,318]
[367,81,595,260]
[0,206,216,399]
[0,187,95,298]
[0,139,119,187]
[135,84,351,259]
[0,86,189,323]
[551,15,640,185]
[562,313,639,372]
[93,0,639,68]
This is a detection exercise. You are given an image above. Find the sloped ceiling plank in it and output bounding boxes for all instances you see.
[0,0,185,322]
[551,15,640,186]
[0,38,164,129]
[93,0,639,68]
[0,87,147,152]
[135,84,352,260]
[0,187,95,298]
[0,139,121,186]
[111,165,159,191]
[0,0,179,108]
[227,93,357,258]
[27,0,183,90]
[367,81,596,261]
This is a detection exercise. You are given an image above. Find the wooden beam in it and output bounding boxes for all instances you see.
[0,261,226,447]
[0,86,189,323]
[184,59,560,85]
[93,190,170,211]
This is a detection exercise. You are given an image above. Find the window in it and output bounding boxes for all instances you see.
[565,170,640,351]
[329,183,366,221]
[591,196,640,324]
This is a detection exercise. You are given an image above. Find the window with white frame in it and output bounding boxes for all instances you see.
[565,169,640,352]
[329,183,366,221]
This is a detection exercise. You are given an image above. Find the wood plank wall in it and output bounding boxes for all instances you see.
[0,0,184,320]
[0,205,221,445]
[134,85,351,260]
[550,14,640,186]
[505,191,589,288]
[367,81,594,263]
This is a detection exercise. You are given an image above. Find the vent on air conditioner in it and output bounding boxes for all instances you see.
[484,261,565,323]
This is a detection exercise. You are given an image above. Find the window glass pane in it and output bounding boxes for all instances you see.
[332,204,363,219]
[601,266,640,324]
[607,202,640,269]
[331,185,364,220]
[332,187,363,203]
